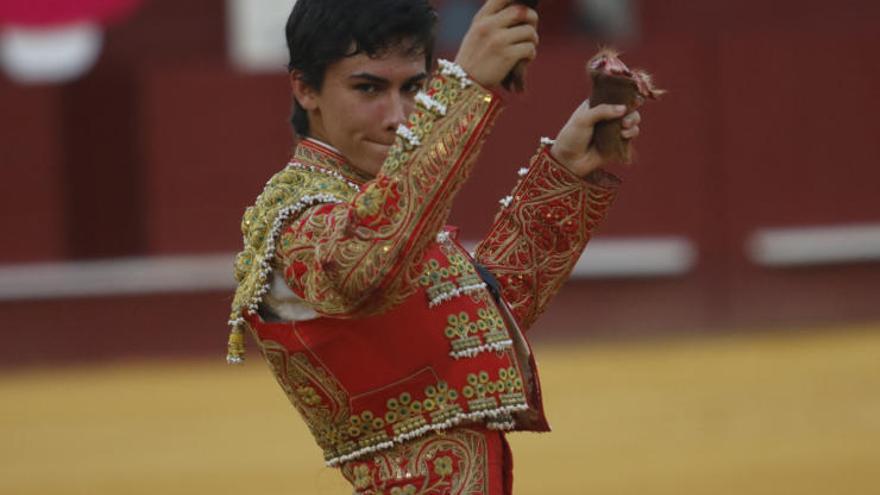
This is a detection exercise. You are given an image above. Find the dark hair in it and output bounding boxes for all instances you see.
[286,0,438,137]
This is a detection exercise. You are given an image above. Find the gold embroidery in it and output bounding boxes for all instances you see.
[228,157,358,332]
[268,73,502,319]
[238,69,527,467]
[346,381,464,443]
[443,308,506,355]
[390,486,418,495]
[352,464,373,490]
[433,456,454,476]
[340,427,490,495]
[475,147,619,330]
[336,79,501,316]
[342,369,524,451]
[262,330,526,468]
[260,340,354,461]
[462,368,525,412]
[258,343,526,466]
[418,252,484,307]
[259,337,527,466]
[294,140,373,184]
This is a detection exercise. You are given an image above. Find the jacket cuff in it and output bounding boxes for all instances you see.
[538,142,622,192]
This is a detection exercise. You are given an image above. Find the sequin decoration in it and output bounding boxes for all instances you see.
[474,145,620,330]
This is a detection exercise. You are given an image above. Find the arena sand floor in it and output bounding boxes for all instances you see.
[2,322,878,494]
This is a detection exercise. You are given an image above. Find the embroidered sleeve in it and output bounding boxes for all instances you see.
[277,62,503,317]
[473,143,621,331]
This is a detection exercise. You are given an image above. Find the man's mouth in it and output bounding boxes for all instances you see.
[366,139,393,149]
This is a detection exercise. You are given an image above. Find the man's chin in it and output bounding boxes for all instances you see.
[358,142,391,174]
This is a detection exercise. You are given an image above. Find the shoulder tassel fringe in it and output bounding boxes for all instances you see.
[226,193,344,365]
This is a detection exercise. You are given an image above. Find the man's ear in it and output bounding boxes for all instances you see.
[290,71,319,111]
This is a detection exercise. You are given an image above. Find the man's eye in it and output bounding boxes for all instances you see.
[354,84,379,94]
[403,83,423,94]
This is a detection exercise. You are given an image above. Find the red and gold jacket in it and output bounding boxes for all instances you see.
[227,60,619,467]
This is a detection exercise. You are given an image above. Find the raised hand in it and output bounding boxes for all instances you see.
[454,0,539,89]
[550,100,642,177]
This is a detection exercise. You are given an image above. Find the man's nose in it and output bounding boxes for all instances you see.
[383,92,407,132]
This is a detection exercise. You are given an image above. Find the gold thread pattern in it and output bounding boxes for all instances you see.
[258,335,526,466]
[275,72,502,318]
[474,146,620,330]
[340,427,491,495]
[228,158,357,341]
[259,339,352,458]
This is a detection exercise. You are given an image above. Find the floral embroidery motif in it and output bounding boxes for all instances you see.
[433,456,454,476]
[418,254,485,308]
[259,336,527,467]
[347,382,465,445]
[341,427,490,495]
[442,308,510,359]
[236,65,545,472]
[353,464,373,490]
[227,159,356,362]
[463,368,525,412]
[417,236,515,359]
[259,340,351,462]
[475,144,620,330]
[268,68,501,321]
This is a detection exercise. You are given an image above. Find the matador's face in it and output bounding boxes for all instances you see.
[297,47,428,175]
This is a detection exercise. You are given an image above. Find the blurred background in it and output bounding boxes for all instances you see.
[2,0,879,493]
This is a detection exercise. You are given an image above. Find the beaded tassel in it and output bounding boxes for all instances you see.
[226,325,246,364]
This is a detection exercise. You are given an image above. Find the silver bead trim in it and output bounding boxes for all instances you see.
[427,282,488,308]
[415,91,448,116]
[396,124,421,148]
[438,59,472,88]
[324,402,529,467]
[486,418,517,431]
[429,229,488,307]
[228,194,344,330]
[449,339,514,359]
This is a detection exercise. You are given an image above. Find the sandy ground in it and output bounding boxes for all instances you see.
[2,323,879,494]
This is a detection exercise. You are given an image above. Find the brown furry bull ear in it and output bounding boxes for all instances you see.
[587,48,664,164]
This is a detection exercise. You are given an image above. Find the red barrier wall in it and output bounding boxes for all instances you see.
[2,0,879,365]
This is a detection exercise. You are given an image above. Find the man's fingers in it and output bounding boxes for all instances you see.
[621,125,640,139]
[581,103,627,127]
[622,111,641,128]
[478,0,513,17]
[507,41,538,64]
[494,4,539,28]
[500,24,539,46]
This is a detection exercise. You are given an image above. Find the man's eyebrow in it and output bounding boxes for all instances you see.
[348,72,429,85]
[406,72,429,83]
[348,73,389,84]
